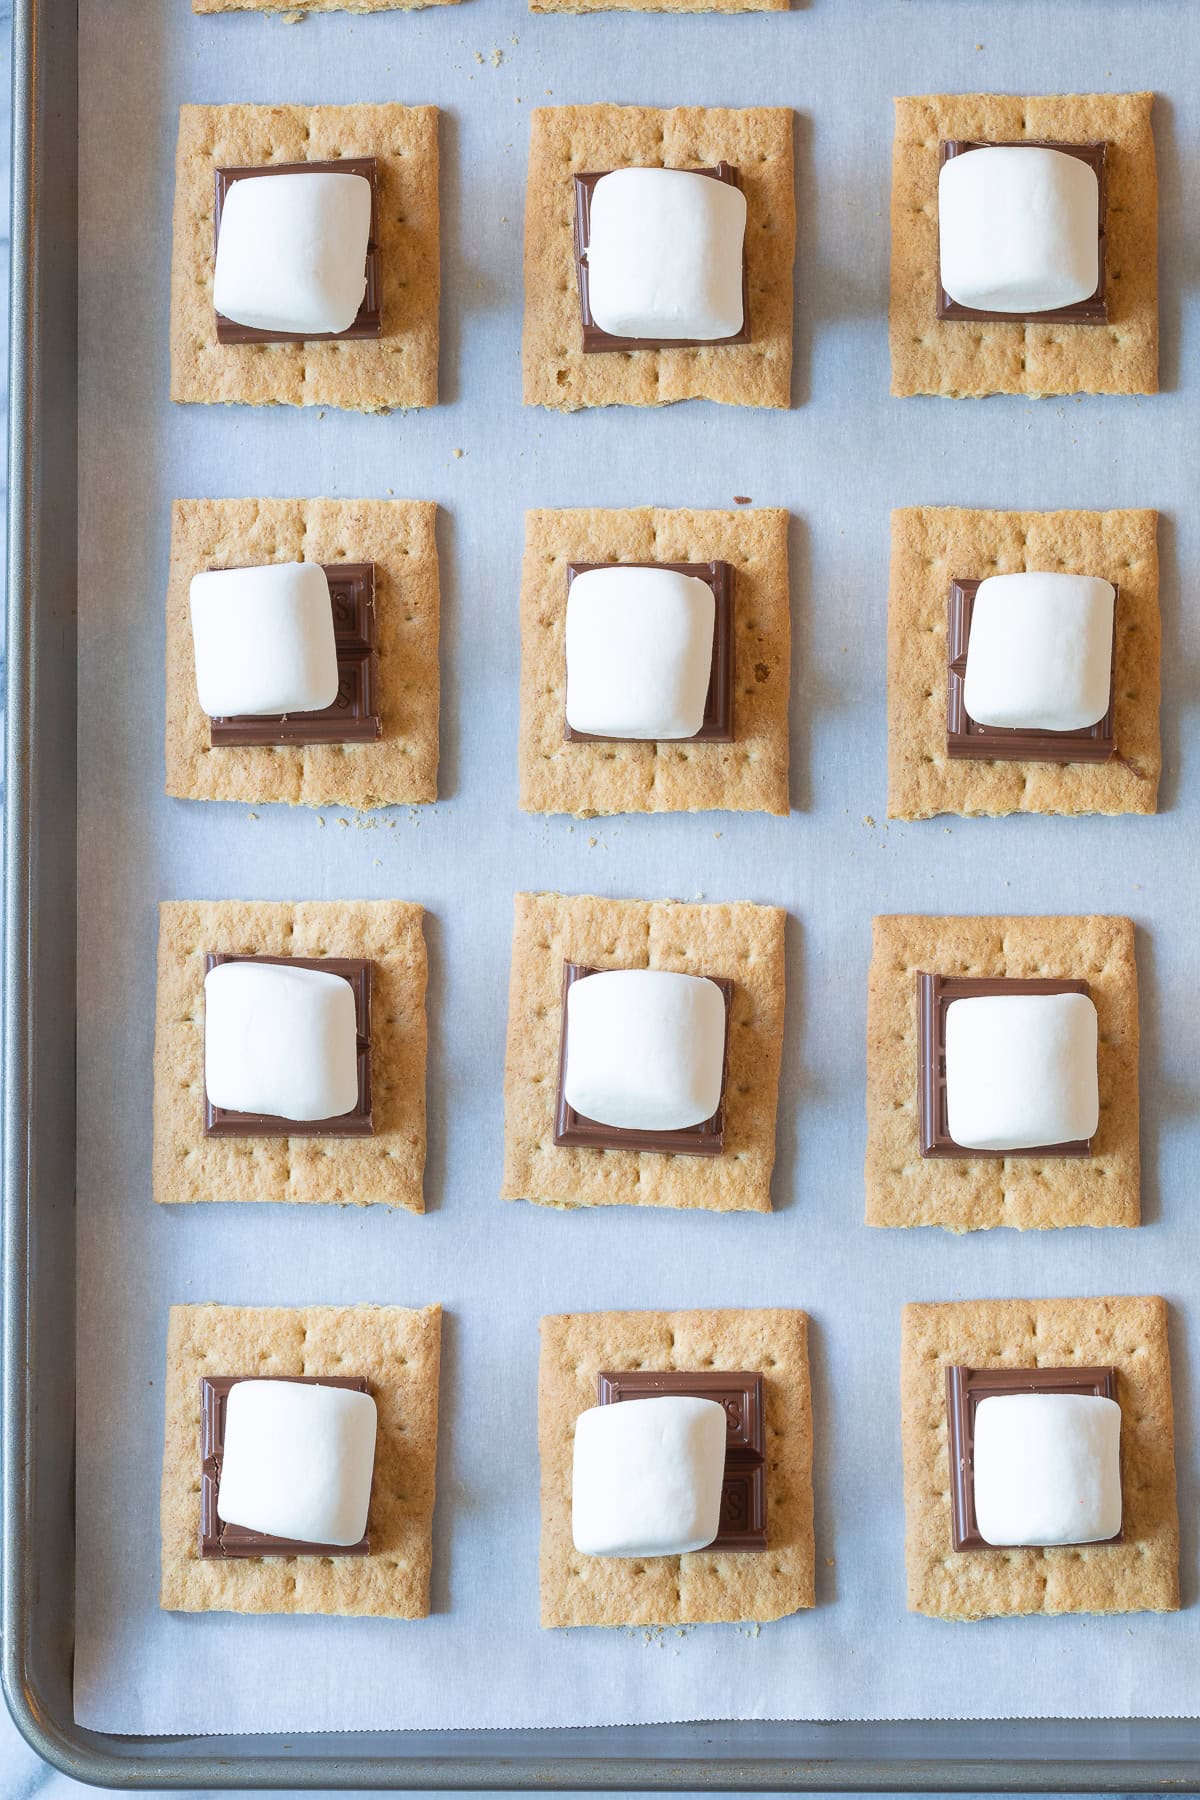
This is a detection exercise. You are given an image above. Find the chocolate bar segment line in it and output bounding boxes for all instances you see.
[598,1368,766,1552]
[209,562,383,749]
[936,139,1108,324]
[563,560,734,745]
[946,577,1117,764]
[213,157,383,345]
[553,960,733,1157]
[946,1363,1120,1552]
[916,970,1092,1160]
[203,952,374,1139]
[573,163,752,353]
[199,1373,372,1559]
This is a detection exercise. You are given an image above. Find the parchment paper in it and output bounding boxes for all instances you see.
[73,0,1200,1735]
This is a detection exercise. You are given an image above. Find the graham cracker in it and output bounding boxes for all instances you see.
[170,104,439,412]
[523,106,794,411]
[901,1295,1178,1620]
[152,900,427,1211]
[502,892,785,1213]
[164,498,440,810]
[866,914,1139,1232]
[867,921,1144,1231]
[888,507,1160,820]
[890,92,1157,398]
[519,508,790,817]
[539,1308,814,1626]
[160,1302,441,1617]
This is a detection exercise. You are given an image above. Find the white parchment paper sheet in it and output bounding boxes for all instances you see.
[73,0,1200,1736]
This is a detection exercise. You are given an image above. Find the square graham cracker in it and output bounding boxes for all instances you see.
[539,1308,814,1626]
[888,507,1160,820]
[518,507,790,817]
[165,497,440,810]
[152,899,427,1211]
[866,914,1139,1232]
[502,892,786,1213]
[160,1302,441,1616]
[171,105,439,412]
[890,92,1157,398]
[901,1295,1178,1620]
[523,107,794,411]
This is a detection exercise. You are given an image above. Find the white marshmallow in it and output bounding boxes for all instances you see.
[586,168,747,342]
[938,145,1099,314]
[945,993,1099,1152]
[218,1380,378,1546]
[565,566,716,740]
[189,563,339,719]
[964,572,1115,732]
[572,1396,727,1557]
[213,170,372,336]
[973,1392,1122,1547]
[563,968,726,1133]
[204,960,360,1123]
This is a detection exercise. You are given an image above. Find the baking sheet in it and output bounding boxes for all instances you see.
[72,0,1200,1737]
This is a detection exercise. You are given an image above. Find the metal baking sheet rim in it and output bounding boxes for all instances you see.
[3,0,1200,1788]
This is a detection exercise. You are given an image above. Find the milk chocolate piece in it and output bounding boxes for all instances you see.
[199,1374,372,1558]
[946,577,1116,763]
[213,157,382,345]
[598,1368,766,1551]
[203,953,374,1138]
[553,961,733,1156]
[209,563,382,748]
[917,970,1093,1159]
[936,139,1108,324]
[573,163,751,352]
[947,1363,1120,1552]
[563,560,734,744]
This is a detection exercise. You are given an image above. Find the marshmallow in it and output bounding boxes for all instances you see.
[213,170,372,336]
[586,168,747,342]
[218,1380,378,1546]
[939,145,1099,314]
[565,566,716,740]
[204,960,360,1122]
[945,992,1099,1152]
[973,1392,1122,1547]
[563,968,726,1133]
[189,563,339,719]
[572,1396,727,1557]
[964,572,1115,732]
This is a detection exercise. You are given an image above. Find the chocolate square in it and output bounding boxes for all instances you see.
[203,953,374,1138]
[573,163,752,353]
[946,1363,1121,1551]
[209,562,382,748]
[917,970,1093,1159]
[597,1368,766,1552]
[563,560,734,745]
[553,961,733,1157]
[199,1374,372,1559]
[213,158,382,345]
[946,576,1116,763]
[936,139,1107,324]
